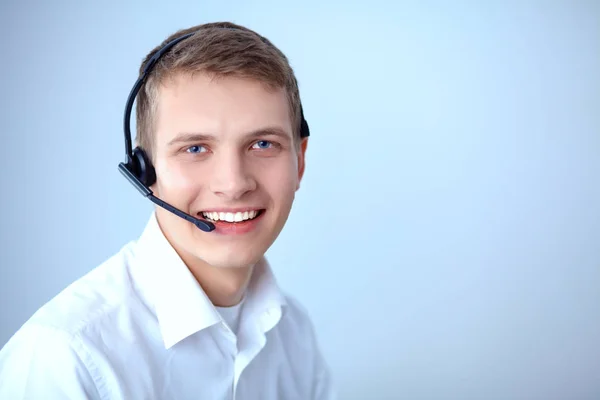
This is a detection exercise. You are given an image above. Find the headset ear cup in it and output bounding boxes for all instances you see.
[132,147,156,187]
[300,117,310,138]
[299,104,310,138]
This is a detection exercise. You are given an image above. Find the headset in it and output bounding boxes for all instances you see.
[118,30,310,232]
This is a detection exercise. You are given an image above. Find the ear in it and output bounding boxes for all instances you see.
[296,138,308,191]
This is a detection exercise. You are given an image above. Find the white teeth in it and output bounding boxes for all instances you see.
[202,210,261,222]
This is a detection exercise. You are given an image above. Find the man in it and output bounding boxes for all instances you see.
[0,22,334,399]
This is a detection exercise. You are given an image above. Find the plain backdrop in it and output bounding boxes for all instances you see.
[1,1,599,399]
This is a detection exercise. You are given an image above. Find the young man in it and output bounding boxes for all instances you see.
[0,22,334,399]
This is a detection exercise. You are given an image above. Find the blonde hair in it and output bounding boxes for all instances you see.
[135,22,302,160]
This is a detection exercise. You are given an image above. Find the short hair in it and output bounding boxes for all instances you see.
[135,22,302,159]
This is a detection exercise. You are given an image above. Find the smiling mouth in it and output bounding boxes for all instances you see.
[199,210,265,223]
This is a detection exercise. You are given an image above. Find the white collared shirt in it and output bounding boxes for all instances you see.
[0,213,335,399]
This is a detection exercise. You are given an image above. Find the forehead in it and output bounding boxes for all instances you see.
[153,72,292,145]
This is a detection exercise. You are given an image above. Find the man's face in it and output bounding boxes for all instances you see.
[150,73,307,269]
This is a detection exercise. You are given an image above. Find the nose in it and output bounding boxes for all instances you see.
[209,149,257,200]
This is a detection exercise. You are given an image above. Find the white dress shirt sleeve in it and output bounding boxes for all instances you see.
[0,323,101,400]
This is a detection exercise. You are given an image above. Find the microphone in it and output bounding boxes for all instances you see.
[118,163,215,232]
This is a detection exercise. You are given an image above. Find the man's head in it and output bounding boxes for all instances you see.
[135,22,308,270]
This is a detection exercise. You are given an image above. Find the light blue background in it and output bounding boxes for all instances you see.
[1,1,599,398]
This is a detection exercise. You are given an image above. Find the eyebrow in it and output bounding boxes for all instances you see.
[167,127,292,147]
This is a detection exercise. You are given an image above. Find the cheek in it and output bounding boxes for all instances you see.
[156,160,202,201]
[258,158,299,200]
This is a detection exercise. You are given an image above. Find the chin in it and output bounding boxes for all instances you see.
[192,228,280,269]
[197,250,261,270]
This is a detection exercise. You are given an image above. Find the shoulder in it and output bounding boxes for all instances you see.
[282,293,317,330]
[0,240,145,398]
[277,292,323,350]
[26,241,140,336]
[1,239,143,360]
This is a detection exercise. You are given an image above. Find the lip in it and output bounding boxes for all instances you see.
[197,209,266,235]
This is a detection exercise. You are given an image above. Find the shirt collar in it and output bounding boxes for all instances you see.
[243,256,287,332]
[131,212,286,349]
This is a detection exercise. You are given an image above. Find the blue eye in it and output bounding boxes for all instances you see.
[253,140,272,149]
[187,145,206,154]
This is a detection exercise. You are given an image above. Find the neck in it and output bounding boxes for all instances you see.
[189,262,255,307]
